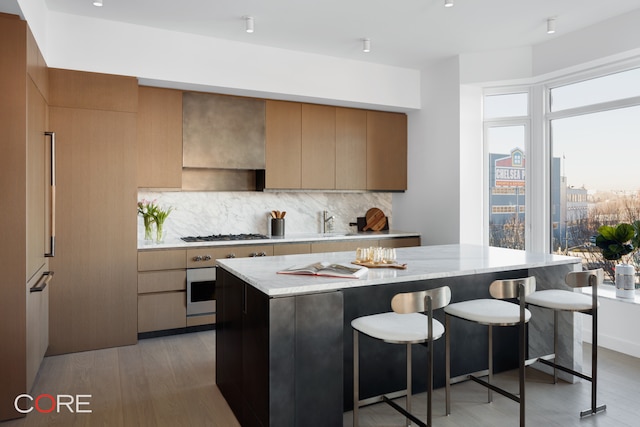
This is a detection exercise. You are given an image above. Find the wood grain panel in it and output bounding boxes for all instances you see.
[0,14,28,421]
[378,236,421,248]
[336,107,367,190]
[137,86,182,188]
[26,25,48,103]
[138,270,186,294]
[138,249,186,271]
[48,68,138,112]
[311,240,369,254]
[265,100,301,189]
[366,110,407,191]
[273,243,311,256]
[301,104,335,189]
[138,292,187,333]
[48,105,137,355]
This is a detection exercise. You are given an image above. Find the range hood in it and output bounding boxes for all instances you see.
[182,92,265,191]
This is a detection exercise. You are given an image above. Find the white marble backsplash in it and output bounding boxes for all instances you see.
[137,191,392,240]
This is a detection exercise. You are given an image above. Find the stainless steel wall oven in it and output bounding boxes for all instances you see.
[186,266,216,321]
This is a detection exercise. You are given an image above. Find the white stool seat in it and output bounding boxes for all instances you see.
[352,312,445,343]
[445,299,531,325]
[525,289,598,311]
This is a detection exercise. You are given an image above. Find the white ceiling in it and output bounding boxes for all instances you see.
[8,0,640,69]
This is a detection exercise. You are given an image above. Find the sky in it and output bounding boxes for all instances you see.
[485,68,640,193]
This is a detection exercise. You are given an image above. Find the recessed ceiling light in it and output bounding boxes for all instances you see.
[444,0,454,7]
[93,0,103,7]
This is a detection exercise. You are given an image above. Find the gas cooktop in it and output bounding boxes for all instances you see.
[180,233,269,243]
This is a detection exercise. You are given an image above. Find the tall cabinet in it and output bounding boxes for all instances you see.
[0,14,52,421]
[48,69,138,355]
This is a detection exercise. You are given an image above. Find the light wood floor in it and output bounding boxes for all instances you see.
[3,331,640,427]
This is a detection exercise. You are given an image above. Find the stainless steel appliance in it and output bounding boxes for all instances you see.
[186,266,216,319]
[183,233,269,323]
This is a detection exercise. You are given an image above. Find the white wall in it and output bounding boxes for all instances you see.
[393,57,461,245]
[30,7,421,112]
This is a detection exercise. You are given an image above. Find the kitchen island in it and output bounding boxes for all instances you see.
[215,244,581,427]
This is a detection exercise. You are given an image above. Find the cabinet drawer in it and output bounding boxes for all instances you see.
[187,245,274,268]
[138,270,186,294]
[378,237,421,248]
[311,240,367,254]
[138,292,186,333]
[273,243,311,255]
[138,249,186,271]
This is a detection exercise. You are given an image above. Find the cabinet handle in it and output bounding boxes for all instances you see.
[45,131,56,258]
[31,271,53,293]
[226,253,236,258]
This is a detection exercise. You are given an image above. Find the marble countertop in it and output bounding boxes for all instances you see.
[138,229,419,250]
[216,244,581,297]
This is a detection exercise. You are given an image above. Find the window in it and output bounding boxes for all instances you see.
[547,66,640,281]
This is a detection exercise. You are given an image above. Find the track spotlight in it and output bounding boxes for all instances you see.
[93,0,103,6]
[547,17,556,34]
[444,0,454,7]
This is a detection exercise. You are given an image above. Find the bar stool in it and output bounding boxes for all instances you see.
[352,286,451,427]
[444,276,536,427]
[524,268,606,418]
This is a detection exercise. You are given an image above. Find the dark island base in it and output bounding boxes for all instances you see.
[216,264,575,426]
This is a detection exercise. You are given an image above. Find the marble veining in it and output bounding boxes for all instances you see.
[137,190,392,241]
[217,244,581,297]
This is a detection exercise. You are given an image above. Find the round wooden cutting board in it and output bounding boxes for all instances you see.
[363,207,387,231]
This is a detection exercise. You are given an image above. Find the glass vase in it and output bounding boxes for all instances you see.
[155,220,166,244]
[143,217,154,245]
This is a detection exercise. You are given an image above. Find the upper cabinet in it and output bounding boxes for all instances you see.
[336,107,367,190]
[137,86,183,189]
[264,102,407,191]
[265,100,302,189]
[302,104,336,189]
[366,110,407,191]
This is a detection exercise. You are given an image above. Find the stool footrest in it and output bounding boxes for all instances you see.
[580,404,606,418]
[468,375,520,403]
[357,389,407,407]
[537,358,591,382]
[382,395,427,427]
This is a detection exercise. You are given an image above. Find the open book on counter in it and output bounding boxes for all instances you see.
[277,262,368,279]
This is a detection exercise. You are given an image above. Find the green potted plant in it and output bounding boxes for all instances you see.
[595,221,640,298]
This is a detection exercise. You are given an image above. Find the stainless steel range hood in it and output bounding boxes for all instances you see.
[182,92,265,191]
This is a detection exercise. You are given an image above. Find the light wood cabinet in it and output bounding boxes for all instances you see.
[378,236,421,248]
[0,15,51,421]
[48,69,138,355]
[366,111,407,191]
[265,102,407,191]
[336,107,367,190]
[137,250,187,333]
[273,242,312,255]
[302,104,336,189]
[311,240,371,253]
[265,100,302,189]
[137,86,183,188]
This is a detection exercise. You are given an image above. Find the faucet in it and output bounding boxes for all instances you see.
[323,210,335,233]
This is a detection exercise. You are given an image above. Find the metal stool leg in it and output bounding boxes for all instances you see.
[445,314,451,415]
[353,329,359,427]
[406,343,412,427]
[488,325,493,403]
